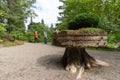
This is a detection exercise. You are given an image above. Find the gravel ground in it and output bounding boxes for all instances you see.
[0,42,120,80]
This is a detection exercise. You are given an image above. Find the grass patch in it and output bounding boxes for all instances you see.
[3,40,24,47]
[61,28,107,35]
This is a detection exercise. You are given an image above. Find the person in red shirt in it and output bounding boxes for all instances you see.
[34,31,38,43]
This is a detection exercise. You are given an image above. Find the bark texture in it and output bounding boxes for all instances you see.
[61,47,96,69]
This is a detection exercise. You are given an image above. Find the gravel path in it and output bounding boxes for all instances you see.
[0,43,120,80]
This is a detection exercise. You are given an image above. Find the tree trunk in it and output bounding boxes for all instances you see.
[61,46,109,74]
[61,47,95,69]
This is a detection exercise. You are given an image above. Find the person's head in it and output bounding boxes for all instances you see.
[35,31,37,34]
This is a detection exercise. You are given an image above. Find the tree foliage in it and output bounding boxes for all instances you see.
[58,0,120,42]
[0,23,7,36]
[0,0,36,33]
[58,0,120,30]
[68,12,99,30]
[27,20,54,42]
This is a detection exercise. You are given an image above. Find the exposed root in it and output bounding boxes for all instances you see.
[95,59,110,67]
[65,64,77,74]
[64,59,110,80]
[76,66,84,80]
[65,64,85,80]
[62,47,110,79]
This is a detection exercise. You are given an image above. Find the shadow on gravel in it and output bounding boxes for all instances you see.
[37,54,64,70]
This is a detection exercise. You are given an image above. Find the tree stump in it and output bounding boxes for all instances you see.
[61,47,110,79]
[61,46,109,73]
[52,28,110,79]
[61,47,95,69]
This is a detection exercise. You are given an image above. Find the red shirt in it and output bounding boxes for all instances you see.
[34,33,38,38]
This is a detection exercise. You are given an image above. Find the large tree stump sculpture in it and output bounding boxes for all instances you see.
[52,28,110,79]
[62,47,95,69]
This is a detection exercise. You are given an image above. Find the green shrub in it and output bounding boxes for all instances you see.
[0,39,3,44]
[11,31,26,41]
[26,32,34,42]
[68,12,99,30]
[1,34,14,42]
[28,36,34,43]
[108,32,116,43]
[0,23,7,36]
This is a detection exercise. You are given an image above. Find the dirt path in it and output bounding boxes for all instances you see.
[0,43,120,80]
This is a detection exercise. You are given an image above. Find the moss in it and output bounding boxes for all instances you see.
[60,28,107,36]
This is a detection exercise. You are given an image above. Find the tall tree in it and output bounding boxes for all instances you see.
[41,19,45,25]
[1,0,36,33]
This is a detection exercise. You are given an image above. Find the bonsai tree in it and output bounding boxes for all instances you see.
[52,28,109,79]
[52,13,109,79]
[68,12,99,30]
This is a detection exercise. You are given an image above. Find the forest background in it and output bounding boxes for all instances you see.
[0,0,120,50]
